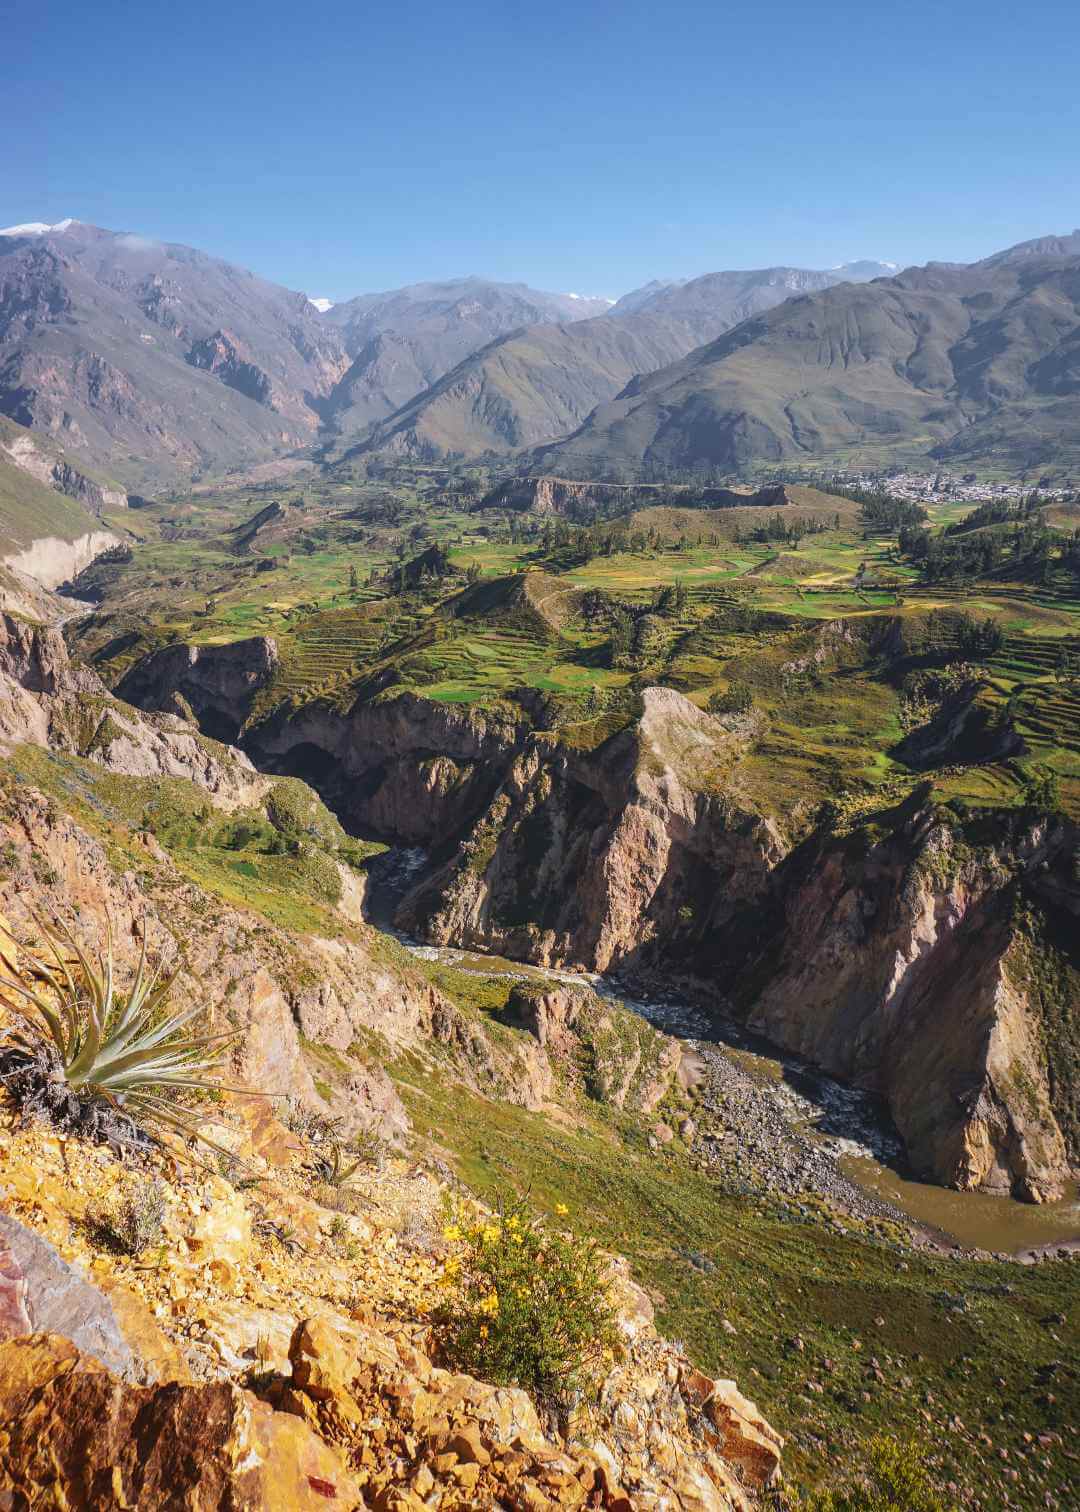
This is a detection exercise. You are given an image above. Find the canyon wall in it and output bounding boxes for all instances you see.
[236,678,1078,1202]
[3,530,122,590]
[482,474,790,521]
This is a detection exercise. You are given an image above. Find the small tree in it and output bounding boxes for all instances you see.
[708,680,754,716]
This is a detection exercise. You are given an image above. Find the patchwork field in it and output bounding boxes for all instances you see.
[61,466,1080,819]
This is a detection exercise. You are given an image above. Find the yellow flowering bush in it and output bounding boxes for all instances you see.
[435,1192,615,1403]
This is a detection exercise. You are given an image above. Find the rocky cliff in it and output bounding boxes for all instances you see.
[236,676,1080,1200]
[0,421,128,516]
[115,636,281,742]
[0,612,268,802]
[398,689,783,974]
[248,690,525,844]
[3,529,123,590]
[700,796,1080,1203]
[482,476,790,522]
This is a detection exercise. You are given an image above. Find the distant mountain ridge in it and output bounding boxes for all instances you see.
[531,234,1080,479]
[612,260,897,322]
[0,220,348,489]
[338,261,900,463]
[4,218,1078,486]
[319,277,614,443]
[339,311,701,461]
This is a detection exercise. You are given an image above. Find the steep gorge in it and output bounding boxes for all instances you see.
[195,667,1080,1206]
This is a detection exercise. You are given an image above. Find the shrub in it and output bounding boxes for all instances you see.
[796,1435,944,1511]
[87,1175,167,1257]
[708,680,754,716]
[434,1192,615,1405]
[280,1096,343,1144]
[310,1140,370,1190]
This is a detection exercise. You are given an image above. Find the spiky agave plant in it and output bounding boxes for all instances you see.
[310,1140,367,1189]
[0,913,236,1152]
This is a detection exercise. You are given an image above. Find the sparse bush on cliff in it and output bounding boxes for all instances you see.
[86,1173,167,1257]
[434,1192,615,1405]
[795,1434,944,1511]
[0,913,234,1153]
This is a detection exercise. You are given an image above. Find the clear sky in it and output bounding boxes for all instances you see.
[10,0,1079,301]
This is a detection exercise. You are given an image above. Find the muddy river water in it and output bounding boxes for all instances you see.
[404,938,1080,1258]
[372,851,1080,1259]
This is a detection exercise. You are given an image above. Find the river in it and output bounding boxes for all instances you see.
[369,849,1080,1260]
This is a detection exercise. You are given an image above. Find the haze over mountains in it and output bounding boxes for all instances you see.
[319,278,614,442]
[533,232,1080,479]
[1,215,1078,487]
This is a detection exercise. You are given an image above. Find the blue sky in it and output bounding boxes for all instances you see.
[10,0,1079,301]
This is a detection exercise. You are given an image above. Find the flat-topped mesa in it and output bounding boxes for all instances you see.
[481,474,790,521]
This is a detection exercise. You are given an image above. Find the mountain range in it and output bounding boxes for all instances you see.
[319,278,614,442]
[340,263,901,464]
[532,232,1080,479]
[2,216,1079,486]
[0,221,899,486]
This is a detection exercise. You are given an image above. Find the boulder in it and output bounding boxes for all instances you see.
[0,1333,362,1510]
[0,1215,135,1379]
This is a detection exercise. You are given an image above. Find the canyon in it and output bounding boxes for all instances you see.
[108,627,1076,1210]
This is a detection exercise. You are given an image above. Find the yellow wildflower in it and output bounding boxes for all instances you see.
[554,1202,569,1217]
[442,1224,462,1242]
[479,1324,489,1339]
[479,1291,500,1316]
[480,1224,501,1245]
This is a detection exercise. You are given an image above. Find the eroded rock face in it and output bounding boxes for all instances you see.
[0,426,128,516]
[504,981,681,1112]
[116,635,280,742]
[483,474,790,522]
[0,781,653,1142]
[0,1333,362,1511]
[210,666,1080,1201]
[399,688,782,975]
[706,801,1079,1201]
[0,612,268,803]
[0,785,417,1137]
[249,690,523,844]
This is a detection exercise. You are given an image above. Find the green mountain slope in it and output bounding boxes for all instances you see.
[531,235,1080,479]
[0,417,109,554]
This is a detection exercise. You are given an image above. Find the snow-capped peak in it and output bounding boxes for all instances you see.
[308,296,334,313]
[0,218,74,237]
[565,292,615,305]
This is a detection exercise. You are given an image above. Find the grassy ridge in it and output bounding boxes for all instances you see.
[395,1049,1080,1509]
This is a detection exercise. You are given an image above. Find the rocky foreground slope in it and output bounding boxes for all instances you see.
[0,612,785,1507]
[0,1006,779,1512]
